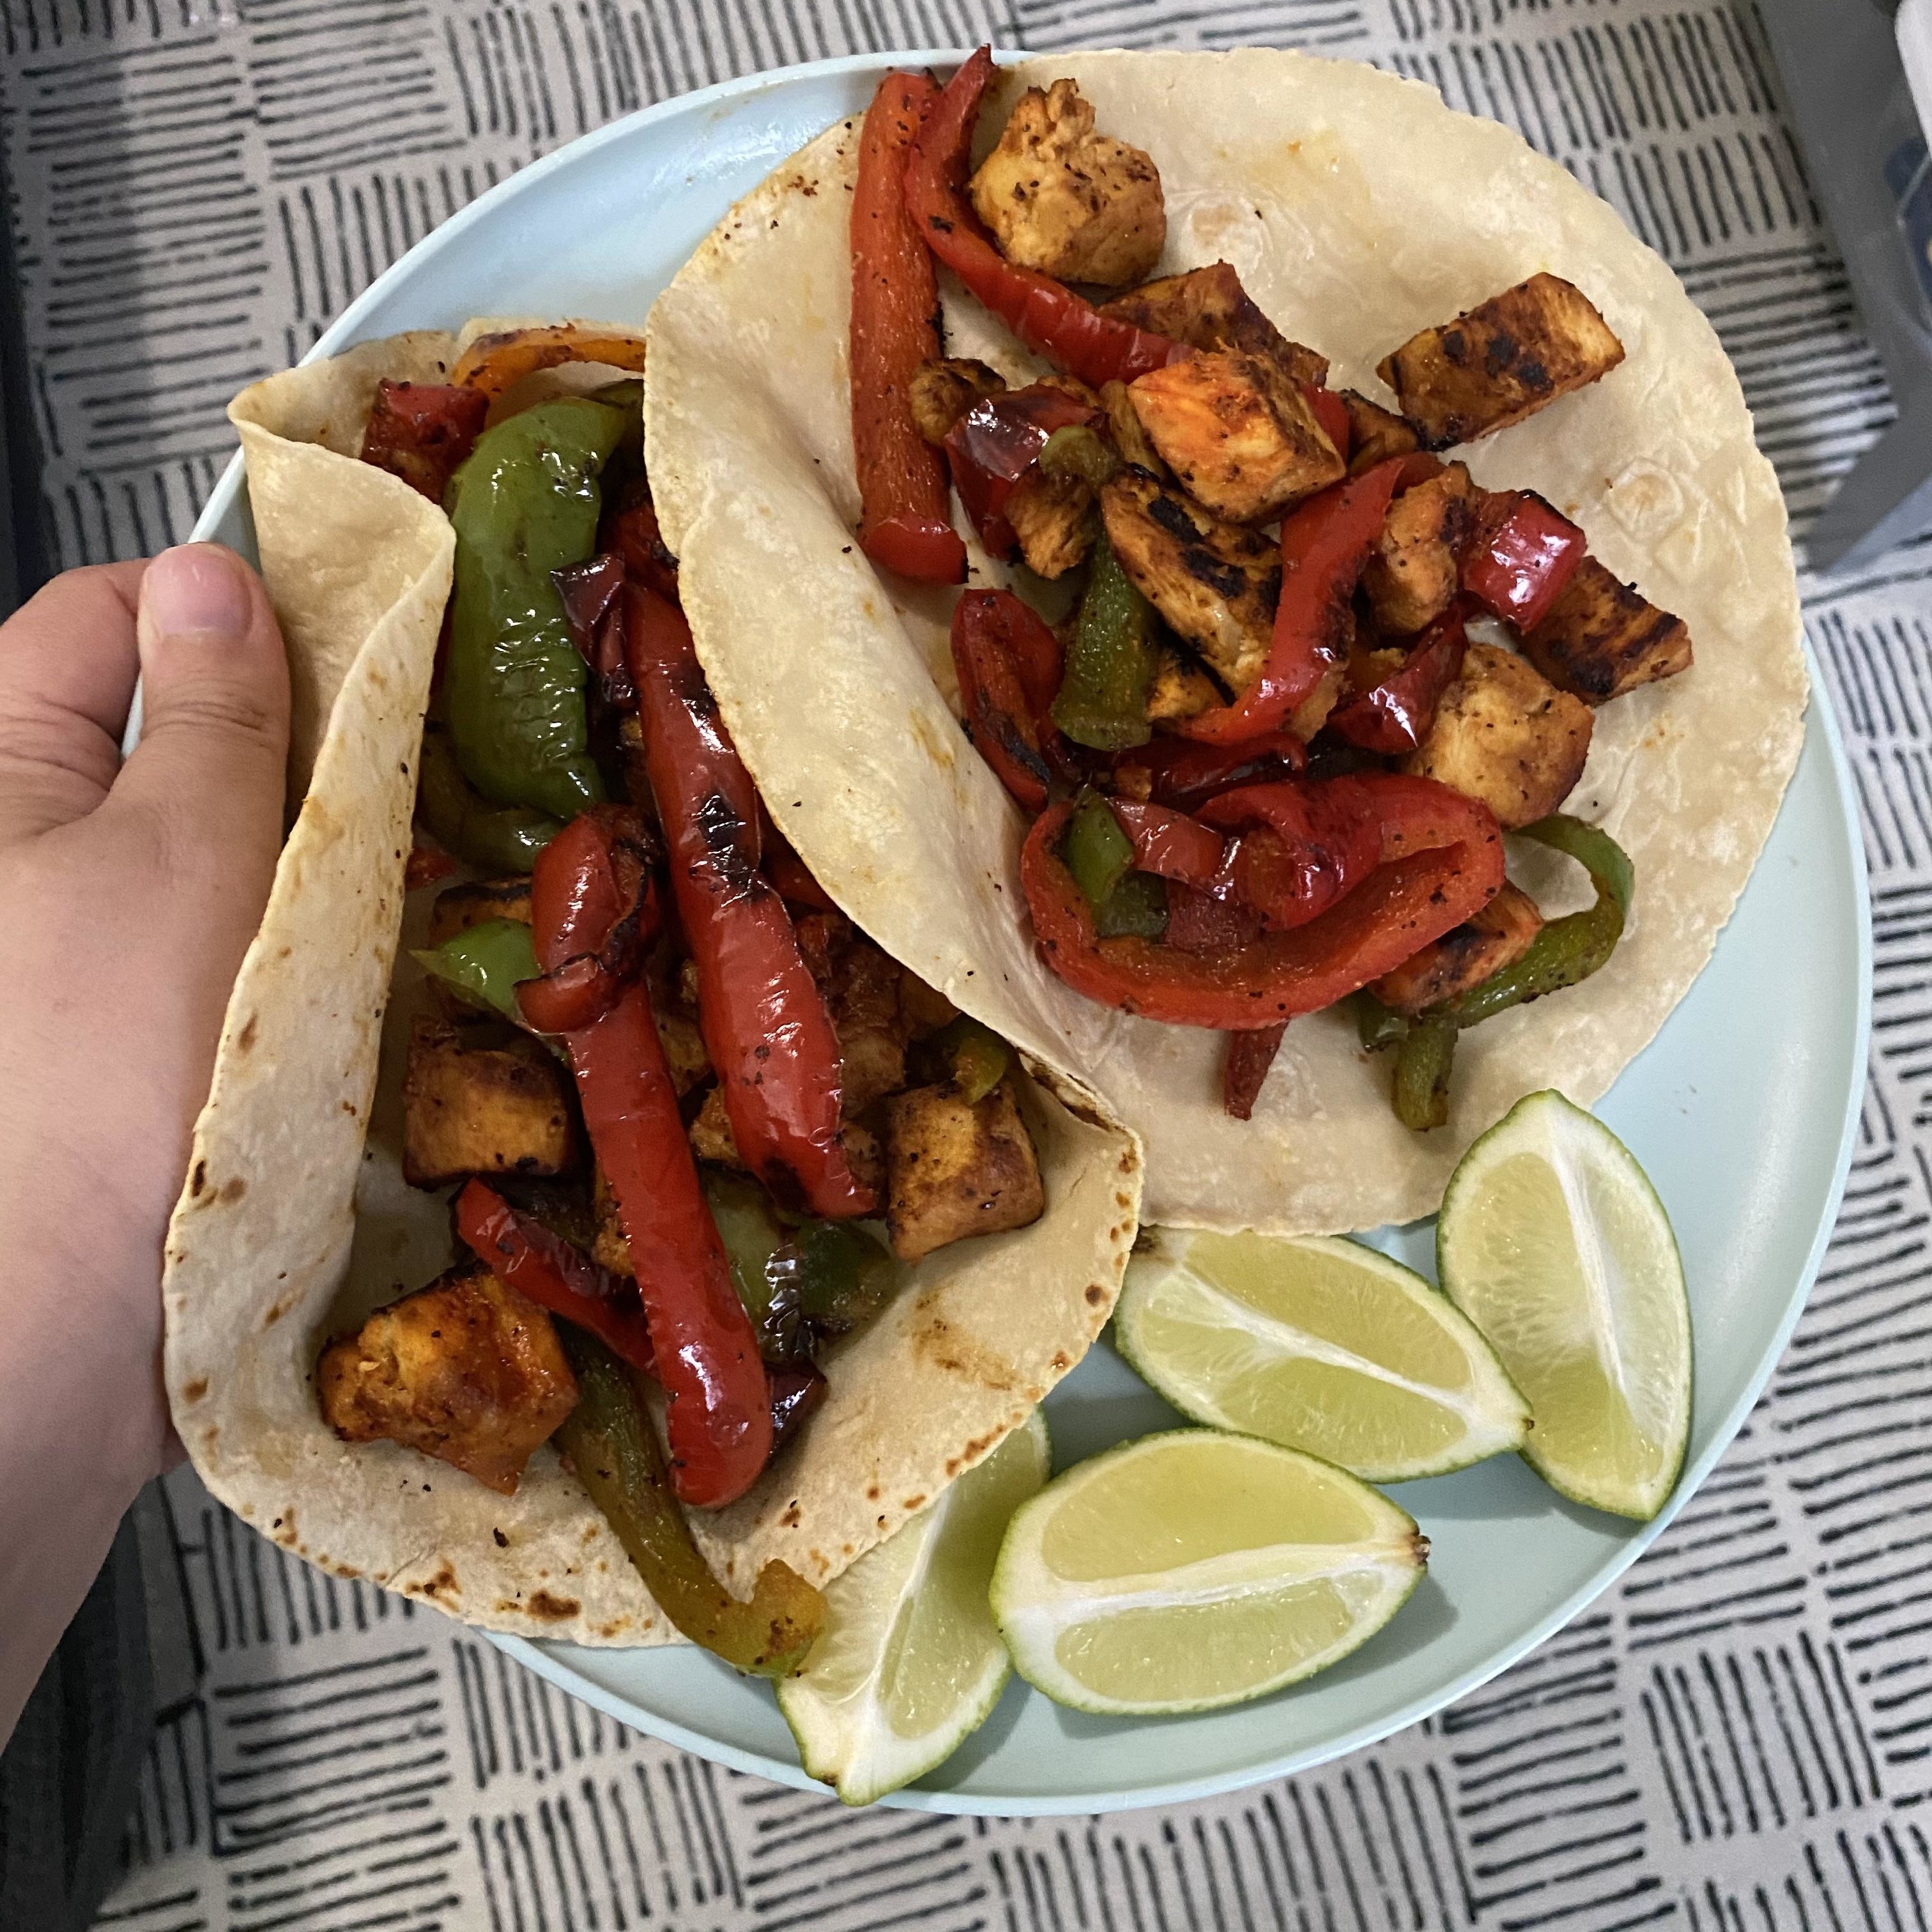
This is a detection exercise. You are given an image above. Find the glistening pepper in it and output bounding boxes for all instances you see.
[1326,602,1470,756]
[951,589,1068,814]
[415,719,564,873]
[443,396,627,821]
[944,386,1100,560]
[361,381,487,501]
[624,584,875,1219]
[1052,528,1160,752]
[904,49,1186,390]
[517,805,660,1034]
[850,71,969,585]
[1461,491,1588,631]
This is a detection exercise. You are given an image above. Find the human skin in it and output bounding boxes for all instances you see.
[0,545,289,1744]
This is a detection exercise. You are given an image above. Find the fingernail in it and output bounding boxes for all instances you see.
[139,544,252,650]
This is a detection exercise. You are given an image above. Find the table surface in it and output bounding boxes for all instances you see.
[4,0,1929,1925]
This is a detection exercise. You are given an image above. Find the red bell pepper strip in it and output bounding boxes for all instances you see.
[1114,731,1307,811]
[1326,604,1471,756]
[404,832,457,894]
[951,590,1070,813]
[1391,451,1445,493]
[360,380,488,502]
[904,49,1186,390]
[756,807,839,912]
[624,585,875,1218]
[604,491,683,605]
[456,1179,659,1375]
[850,71,969,586]
[564,977,774,1507]
[1199,781,1385,933]
[1223,1023,1287,1121]
[1020,772,1503,1028]
[944,387,1100,559]
[1301,384,1351,459]
[554,552,634,707]
[1108,800,1230,889]
[1165,885,1263,955]
[1179,460,1404,745]
[1462,491,1587,631]
[517,806,660,1035]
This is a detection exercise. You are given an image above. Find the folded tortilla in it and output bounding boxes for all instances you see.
[162,323,1142,1646]
[645,49,1808,1234]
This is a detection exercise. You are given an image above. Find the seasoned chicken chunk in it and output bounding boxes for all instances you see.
[688,1084,748,1170]
[796,912,912,1116]
[1146,640,1223,724]
[1341,390,1421,475]
[317,1262,577,1494]
[591,1167,632,1276]
[909,357,1007,447]
[1521,557,1693,704]
[427,876,532,946]
[1372,882,1545,1016]
[1127,350,1344,524]
[1377,273,1626,449]
[402,1016,578,1189]
[970,79,1165,288]
[1007,470,1096,579]
[655,1008,710,1096]
[1100,378,1167,476]
[1100,263,1328,387]
[1403,641,1593,829]
[1100,472,1280,694]
[884,1078,1046,1264]
[1361,464,1476,636]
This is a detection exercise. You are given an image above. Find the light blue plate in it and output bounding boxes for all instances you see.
[190,51,1872,1816]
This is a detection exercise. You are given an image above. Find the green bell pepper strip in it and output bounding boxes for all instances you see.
[411,917,540,1024]
[928,1015,1012,1105]
[1060,790,1170,940]
[703,1175,803,1366]
[781,1221,896,1334]
[443,396,627,820]
[1094,871,1169,940]
[552,1328,824,1676]
[416,723,563,872]
[1391,1018,1457,1131]
[1038,424,1123,491]
[1051,530,1158,751]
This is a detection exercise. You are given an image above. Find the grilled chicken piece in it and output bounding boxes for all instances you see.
[1127,350,1344,525]
[796,912,912,1117]
[1100,472,1280,694]
[909,358,1007,447]
[1100,263,1328,387]
[1100,378,1167,477]
[900,969,959,1039]
[1372,882,1545,1016]
[317,1262,578,1495]
[1378,274,1626,449]
[1361,464,1476,636]
[591,1167,632,1275]
[655,1009,711,1096]
[970,79,1165,288]
[1008,470,1097,579]
[1521,557,1693,704]
[884,1077,1046,1263]
[1403,641,1593,829]
[688,1084,749,1170]
[1341,390,1420,475]
[402,1016,578,1189]
[1146,639,1224,724]
[427,877,532,946]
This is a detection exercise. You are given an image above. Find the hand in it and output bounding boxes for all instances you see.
[0,545,289,1742]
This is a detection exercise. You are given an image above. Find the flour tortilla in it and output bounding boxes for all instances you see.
[645,49,1809,1234]
[163,325,1141,1646]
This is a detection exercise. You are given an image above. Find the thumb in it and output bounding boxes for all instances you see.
[109,544,291,882]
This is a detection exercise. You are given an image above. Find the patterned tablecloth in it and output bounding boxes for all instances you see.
[5,1,1929,1925]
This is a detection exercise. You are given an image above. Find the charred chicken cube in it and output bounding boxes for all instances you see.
[688,1084,748,1170]
[402,1015,578,1189]
[1377,274,1625,448]
[969,79,1165,288]
[900,969,959,1040]
[795,912,912,1116]
[655,1008,711,1096]
[909,358,1008,447]
[1361,463,1476,636]
[1372,882,1546,1016]
[1100,472,1280,695]
[1007,469,1098,579]
[1402,641,1593,829]
[1127,350,1345,525]
[1146,639,1224,724]
[427,876,532,946]
[1521,556,1693,704]
[884,1077,1046,1264]
[1341,390,1421,474]
[317,1261,577,1495]
[590,1166,632,1275]
[1100,378,1167,476]
[1100,262,1329,387]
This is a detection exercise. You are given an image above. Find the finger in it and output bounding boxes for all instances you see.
[0,561,148,841]
[106,545,291,922]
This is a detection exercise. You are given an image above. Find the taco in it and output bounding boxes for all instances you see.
[162,317,1140,1658]
[645,47,1808,1234]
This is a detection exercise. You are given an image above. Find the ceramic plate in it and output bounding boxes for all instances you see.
[191,50,1871,1816]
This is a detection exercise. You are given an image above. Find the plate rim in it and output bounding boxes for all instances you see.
[188,45,1876,1818]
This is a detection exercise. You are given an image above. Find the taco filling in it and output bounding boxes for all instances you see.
[309,331,1051,1667]
[849,49,1687,1130]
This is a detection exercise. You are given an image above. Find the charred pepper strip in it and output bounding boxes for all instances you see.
[624,584,875,1220]
[1223,1023,1287,1121]
[1052,530,1159,752]
[1390,1019,1457,1132]
[416,721,564,873]
[517,805,660,1034]
[444,396,627,820]
[904,48,1186,390]
[553,1328,822,1675]
[851,71,969,585]
[950,590,1067,814]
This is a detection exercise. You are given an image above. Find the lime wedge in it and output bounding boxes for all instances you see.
[1116,1229,1530,1482]
[777,1411,1048,1805]
[1438,1089,1690,1522]
[990,1429,1425,1716]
